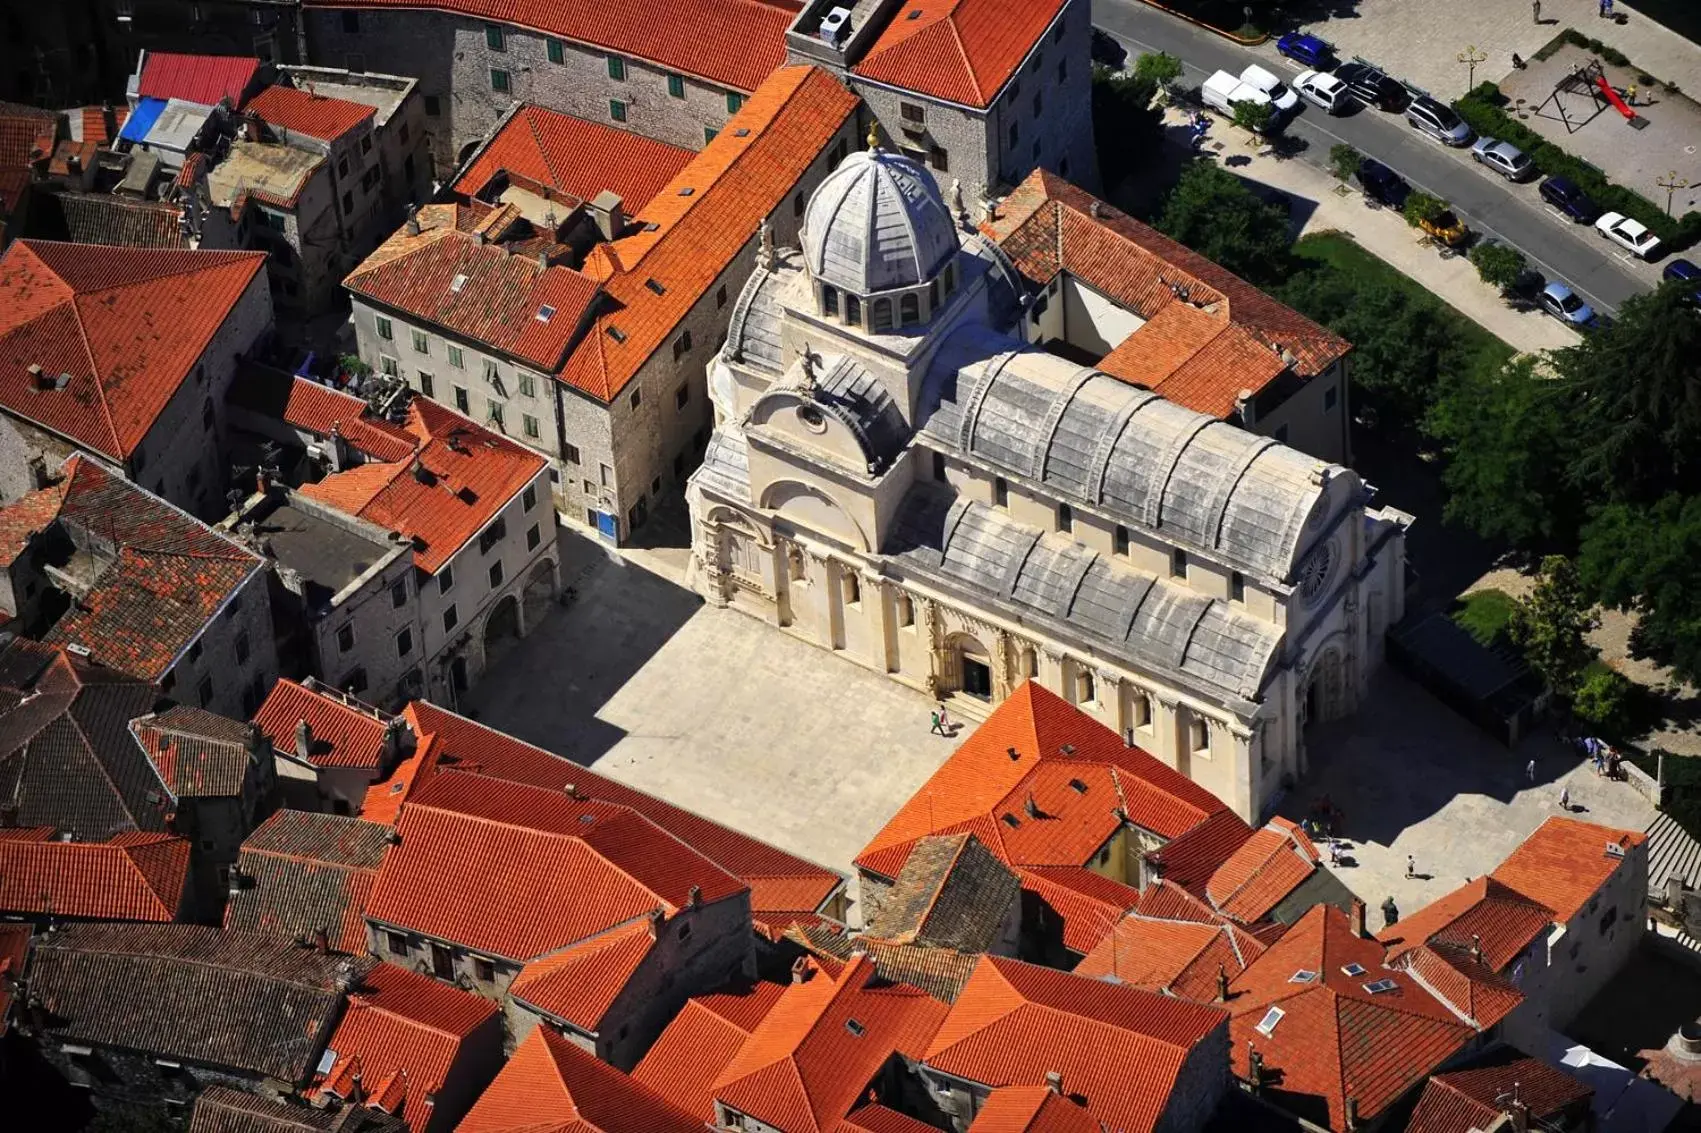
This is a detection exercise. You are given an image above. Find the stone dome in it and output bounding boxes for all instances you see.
[800,147,960,296]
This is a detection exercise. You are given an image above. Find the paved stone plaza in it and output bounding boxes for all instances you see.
[462,524,964,900]
[1283,670,1656,919]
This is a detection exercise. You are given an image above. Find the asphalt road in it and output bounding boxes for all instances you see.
[1094,0,1652,315]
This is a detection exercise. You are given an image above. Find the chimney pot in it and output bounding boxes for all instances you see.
[295,718,313,760]
[1217,962,1229,1002]
[1044,1070,1063,1095]
[1007,746,1020,761]
[1471,933,1483,964]
[791,956,812,984]
[1350,898,1367,939]
[688,884,701,908]
[1345,1096,1359,1131]
[313,926,330,954]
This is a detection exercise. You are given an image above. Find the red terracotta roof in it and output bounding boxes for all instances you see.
[229,370,418,463]
[254,678,395,771]
[926,955,1226,1133]
[967,1087,1099,1133]
[1143,808,1259,894]
[301,0,792,93]
[22,457,262,681]
[129,706,257,798]
[632,979,787,1119]
[1395,944,1523,1031]
[1406,1054,1591,1133]
[344,200,601,373]
[851,0,1064,108]
[250,83,375,142]
[453,105,693,212]
[298,398,546,575]
[0,240,267,461]
[459,1024,703,1132]
[1075,881,1268,999]
[73,106,130,145]
[225,809,393,953]
[858,683,1235,879]
[136,53,262,108]
[315,962,498,1127]
[837,1104,944,1133]
[1013,864,1140,955]
[1206,817,1320,925]
[365,770,745,962]
[391,701,844,926]
[0,102,58,215]
[1225,905,1480,1130]
[560,64,857,402]
[1377,876,1554,973]
[0,829,188,921]
[987,171,1349,414]
[1490,815,1646,923]
[0,923,28,1034]
[508,918,659,1031]
[714,955,949,1133]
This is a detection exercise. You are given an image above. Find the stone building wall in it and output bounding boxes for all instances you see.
[159,562,279,720]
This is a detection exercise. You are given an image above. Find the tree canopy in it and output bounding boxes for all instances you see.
[1507,556,1598,698]
[1157,161,1291,287]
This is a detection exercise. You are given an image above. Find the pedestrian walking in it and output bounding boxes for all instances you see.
[1627,84,1638,106]
[1532,0,1541,21]
[930,710,947,736]
[1406,854,1416,879]
[938,703,951,731]
[1527,758,1537,782]
[1560,785,1571,811]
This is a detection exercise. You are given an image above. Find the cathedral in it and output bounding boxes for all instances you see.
[685,138,1410,821]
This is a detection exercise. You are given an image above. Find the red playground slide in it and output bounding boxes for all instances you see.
[1595,74,1637,119]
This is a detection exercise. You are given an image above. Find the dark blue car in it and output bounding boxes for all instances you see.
[1666,259,1701,303]
[1354,158,1410,209]
[1277,32,1332,68]
[1539,176,1599,223]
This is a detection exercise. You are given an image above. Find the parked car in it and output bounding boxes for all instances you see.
[1332,62,1410,112]
[1201,70,1276,127]
[1470,137,1536,181]
[1665,258,1701,304]
[1417,207,1471,248]
[1539,176,1600,223]
[1355,158,1411,209]
[1539,281,1598,328]
[1405,96,1473,146]
[1295,70,1350,114]
[1240,64,1300,114]
[1277,32,1333,68]
[1595,211,1662,259]
[1090,28,1127,68]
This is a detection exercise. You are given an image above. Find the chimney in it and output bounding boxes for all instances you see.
[1088,200,1103,219]
[589,190,625,242]
[1234,388,1254,424]
[1216,962,1229,1002]
[563,783,580,800]
[536,251,550,272]
[313,926,331,954]
[382,717,407,769]
[1507,1094,1529,1133]
[405,204,420,236]
[1471,933,1483,965]
[102,101,117,142]
[791,956,813,984]
[1247,1045,1264,1091]
[688,884,702,909]
[245,721,271,765]
[1007,746,1020,762]
[66,154,80,175]
[1350,898,1367,939]
[295,718,313,760]
[1044,1071,1063,1095]
[1344,1096,1359,1131]
[648,906,665,935]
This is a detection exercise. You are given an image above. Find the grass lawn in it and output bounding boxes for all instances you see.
[1452,589,1518,646]
[1289,232,1517,381]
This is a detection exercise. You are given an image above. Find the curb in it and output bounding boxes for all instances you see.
[1130,0,1270,45]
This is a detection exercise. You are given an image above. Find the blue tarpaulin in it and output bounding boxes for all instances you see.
[119,97,167,143]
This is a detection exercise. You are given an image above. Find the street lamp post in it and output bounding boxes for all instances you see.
[1458,45,1489,90]
[1657,171,1693,217]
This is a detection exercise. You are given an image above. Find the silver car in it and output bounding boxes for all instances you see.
[1406,96,1473,146]
[1471,137,1535,181]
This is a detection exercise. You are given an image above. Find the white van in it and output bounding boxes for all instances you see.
[1201,70,1273,120]
[1239,63,1300,113]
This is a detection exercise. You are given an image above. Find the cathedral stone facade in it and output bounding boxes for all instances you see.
[685,144,1410,821]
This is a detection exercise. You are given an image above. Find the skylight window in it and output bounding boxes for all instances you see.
[316,1048,339,1076]
[1605,841,1626,859]
[678,187,694,197]
[1001,813,1021,828]
[1068,778,1088,794]
[450,274,469,292]
[536,304,556,322]
[645,278,666,295]
[845,1018,865,1037]
[1288,970,1318,983]
[606,326,627,343]
[1341,963,1366,977]
[1363,979,1398,994]
[734,128,750,137]
[1254,1007,1284,1037]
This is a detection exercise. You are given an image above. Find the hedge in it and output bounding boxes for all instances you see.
[1454,82,1701,250]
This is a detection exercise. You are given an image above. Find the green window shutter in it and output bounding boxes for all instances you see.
[726,92,744,114]
[485,25,503,50]
[667,74,685,99]
[610,100,627,123]
[547,38,565,64]
[607,55,625,80]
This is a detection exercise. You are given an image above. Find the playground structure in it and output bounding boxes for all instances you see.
[1534,58,1643,132]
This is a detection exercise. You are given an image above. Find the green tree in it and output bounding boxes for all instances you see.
[1426,356,1575,546]
[1403,191,1448,227]
[1156,161,1291,286]
[1578,495,1701,685]
[1134,51,1184,90]
[1469,242,1527,292]
[1091,64,1162,191]
[1230,98,1274,138]
[1572,664,1633,737]
[1507,556,1599,699]
[1328,143,1362,181]
[1555,284,1701,505]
